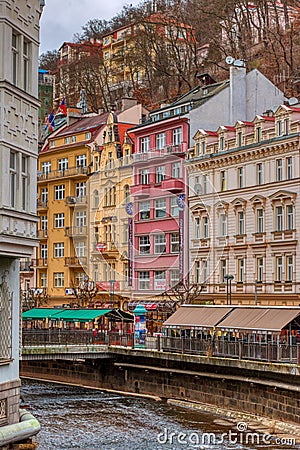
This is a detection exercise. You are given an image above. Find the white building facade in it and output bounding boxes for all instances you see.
[187,105,300,306]
[0,0,43,447]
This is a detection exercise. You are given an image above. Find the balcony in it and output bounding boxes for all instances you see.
[37,229,48,239]
[37,200,48,210]
[65,226,87,237]
[37,166,88,182]
[133,144,186,164]
[20,260,33,272]
[31,258,47,267]
[65,196,87,206]
[130,184,150,198]
[65,256,87,267]
[161,178,184,193]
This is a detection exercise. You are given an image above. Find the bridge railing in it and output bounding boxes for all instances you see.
[22,330,107,346]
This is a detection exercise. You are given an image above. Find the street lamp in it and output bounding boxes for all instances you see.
[224,274,234,305]
[109,279,115,309]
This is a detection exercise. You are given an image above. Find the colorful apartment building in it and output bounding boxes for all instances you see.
[187,103,300,305]
[36,113,109,306]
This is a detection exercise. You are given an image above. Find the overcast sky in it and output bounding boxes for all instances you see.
[40,0,141,54]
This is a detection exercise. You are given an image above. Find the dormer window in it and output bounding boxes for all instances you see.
[256,126,262,143]
[237,131,243,147]
[277,120,283,136]
[201,141,206,155]
[86,132,91,140]
[219,136,225,151]
[284,118,289,135]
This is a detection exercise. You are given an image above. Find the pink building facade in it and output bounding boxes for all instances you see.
[129,117,189,299]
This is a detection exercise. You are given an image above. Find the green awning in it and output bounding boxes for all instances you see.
[52,309,112,322]
[22,308,65,321]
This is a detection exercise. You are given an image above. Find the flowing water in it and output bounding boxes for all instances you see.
[21,379,298,450]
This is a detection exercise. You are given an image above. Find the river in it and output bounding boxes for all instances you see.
[21,379,298,450]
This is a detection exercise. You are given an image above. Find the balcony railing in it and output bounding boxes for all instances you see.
[37,229,48,238]
[20,260,33,272]
[31,258,47,267]
[37,200,48,209]
[37,166,88,182]
[133,144,186,163]
[65,196,87,206]
[65,256,87,267]
[65,226,87,237]
[161,178,184,192]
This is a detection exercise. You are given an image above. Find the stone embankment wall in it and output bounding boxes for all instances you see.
[20,357,300,425]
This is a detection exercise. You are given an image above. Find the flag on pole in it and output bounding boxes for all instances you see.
[44,110,55,133]
[58,98,67,116]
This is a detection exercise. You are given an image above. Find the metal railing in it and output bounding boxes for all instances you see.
[21,331,300,364]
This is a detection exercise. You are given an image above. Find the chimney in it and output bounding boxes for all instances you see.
[67,107,82,126]
[229,65,247,124]
[121,97,138,112]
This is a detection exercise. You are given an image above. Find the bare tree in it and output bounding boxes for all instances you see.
[21,288,49,312]
[70,278,98,308]
[161,279,208,310]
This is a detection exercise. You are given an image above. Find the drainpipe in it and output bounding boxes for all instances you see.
[0,409,40,447]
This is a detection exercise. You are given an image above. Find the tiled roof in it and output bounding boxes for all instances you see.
[55,113,109,137]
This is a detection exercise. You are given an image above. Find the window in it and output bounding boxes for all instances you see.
[170,270,179,287]
[238,167,244,188]
[287,256,293,282]
[277,120,283,136]
[156,132,166,150]
[54,213,64,228]
[71,135,76,143]
[108,152,113,169]
[75,210,86,227]
[257,208,264,233]
[23,40,30,91]
[54,243,64,258]
[173,128,182,145]
[220,213,226,237]
[170,233,179,253]
[219,136,225,151]
[93,264,98,282]
[220,170,226,191]
[42,161,51,174]
[65,137,70,144]
[156,166,166,183]
[287,205,293,230]
[154,271,166,290]
[86,132,91,140]
[124,185,130,201]
[10,151,16,208]
[203,217,209,239]
[75,241,86,257]
[276,159,283,181]
[12,32,18,85]
[40,273,48,288]
[257,163,263,185]
[171,197,179,217]
[139,236,150,254]
[41,188,48,204]
[140,201,150,220]
[58,158,68,171]
[257,258,264,282]
[276,256,283,282]
[195,217,200,239]
[256,126,262,143]
[54,185,65,200]
[195,261,201,283]
[139,169,150,185]
[140,136,150,153]
[41,244,48,259]
[172,162,182,178]
[155,198,166,218]
[283,118,289,135]
[237,258,245,283]
[220,260,227,283]
[237,131,243,147]
[276,206,283,231]
[54,272,64,287]
[76,154,87,167]
[203,260,208,282]
[138,271,150,290]
[287,157,293,180]
[94,190,99,208]
[76,182,86,197]
[203,174,208,194]
[41,215,48,230]
[238,211,245,235]
[154,234,166,253]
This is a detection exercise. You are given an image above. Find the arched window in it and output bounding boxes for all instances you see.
[94,190,99,209]
[124,184,130,201]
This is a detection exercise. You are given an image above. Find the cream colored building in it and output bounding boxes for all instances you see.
[187,104,300,305]
[0,0,43,446]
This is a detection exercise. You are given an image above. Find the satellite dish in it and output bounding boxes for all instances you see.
[288,97,298,106]
[225,56,234,65]
[233,59,245,67]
